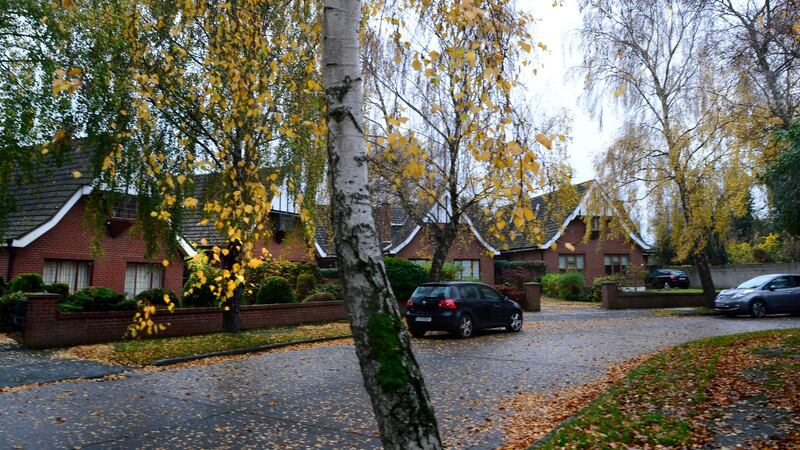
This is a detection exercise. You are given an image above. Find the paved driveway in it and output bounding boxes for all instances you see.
[1,307,798,449]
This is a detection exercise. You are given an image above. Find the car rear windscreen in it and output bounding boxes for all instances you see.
[412,286,450,299]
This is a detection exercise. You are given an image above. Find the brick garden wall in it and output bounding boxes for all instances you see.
[21,293,349,349]
[600,282,709,309]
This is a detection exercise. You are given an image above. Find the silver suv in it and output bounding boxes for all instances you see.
[714,274,800,318]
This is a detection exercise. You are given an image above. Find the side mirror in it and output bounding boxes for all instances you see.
[767,285,775,291]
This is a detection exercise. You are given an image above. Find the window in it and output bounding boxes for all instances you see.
[111,197,137,220]
[558,254,585,272]
[478,285,502,301]
[604,255,629,275]
[458,284,480,300]
[125,263,164,298]
[43,260,91,293]
[768,276,796,290]
[590,217,601,240]
[454,259,480,280]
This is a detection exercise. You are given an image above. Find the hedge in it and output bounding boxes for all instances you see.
[256,276,296,304]
[384,257,428,302]
[495,260,547,285]
[9,273,44,293]
[60,287,135,312]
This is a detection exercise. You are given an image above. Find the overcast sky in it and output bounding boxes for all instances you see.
[521,0,624,184]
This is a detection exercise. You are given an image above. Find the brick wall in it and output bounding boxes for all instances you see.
[504,217,646,286]
[393,224,496,284]
[21,293,349,349]
[600,282,709,309]
[0,198,184,295]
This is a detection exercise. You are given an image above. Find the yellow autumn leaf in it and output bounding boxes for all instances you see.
[162,259,170,267]
[412,59,422,71]
[184,197,199,208]
[71,171,81,179]
[519,41,531,53]
[466,51,476,65]
[535,133,552,150]
[565,242,575,252]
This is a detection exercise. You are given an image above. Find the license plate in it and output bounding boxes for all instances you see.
[416,317,432,322]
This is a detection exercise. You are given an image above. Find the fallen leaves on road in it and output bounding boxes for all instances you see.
[497,353,655,449]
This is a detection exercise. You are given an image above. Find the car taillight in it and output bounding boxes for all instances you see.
[437,298,457,310]
[671,275,677,280]
[406,298,413,309]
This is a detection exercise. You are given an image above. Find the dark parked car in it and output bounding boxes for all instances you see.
[646,269,690,289]
[714,274,800,317]
[405,282,524,338]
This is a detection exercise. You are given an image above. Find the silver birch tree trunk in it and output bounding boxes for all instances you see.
[321,1,443,448]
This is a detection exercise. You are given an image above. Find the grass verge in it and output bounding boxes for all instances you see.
[535,328,800,449]
[58,321,352,366]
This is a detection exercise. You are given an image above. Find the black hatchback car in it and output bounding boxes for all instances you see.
[405,282,524,338]
[646,269,690,289]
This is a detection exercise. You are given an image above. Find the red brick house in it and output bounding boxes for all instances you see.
[0,149,192,297]
[316,195,500,284]
[0,149,325,297]
[496,180,651,285]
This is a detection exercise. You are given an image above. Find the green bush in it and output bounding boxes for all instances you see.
[541,273,560,297]
[295,273,317,299]
[61,287,135,312]
[135,288,179,306]
[9,273,44,293]
[245,260,319,302]
[313,283,343,300]
[256,276,296,304]
[384,257,429,302]
[302,291,336,303]
[0,291,25,323]
[557,272,585,301]
[440,262,460,281]
[319,268,339,279]
[44,283,70,299]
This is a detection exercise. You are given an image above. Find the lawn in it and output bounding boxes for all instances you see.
[59,321,352,366]
[537,328,800,449]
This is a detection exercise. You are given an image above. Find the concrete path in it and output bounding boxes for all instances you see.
[0,336,127,388]
[0,307,798,449]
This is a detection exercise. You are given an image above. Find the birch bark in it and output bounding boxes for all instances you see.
[322,1,443,448]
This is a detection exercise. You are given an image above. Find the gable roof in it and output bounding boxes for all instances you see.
[386,193,499,256]
[3,146,96,244]
[489,180,650,252]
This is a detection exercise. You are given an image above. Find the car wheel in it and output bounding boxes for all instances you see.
[750,299,767,318]
[663,281,670,289]
[455,314,473,339]
[408,326,426,338]
[506,311,523,332]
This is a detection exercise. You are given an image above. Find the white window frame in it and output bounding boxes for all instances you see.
[43,259,92,293]
[454,259,480,280]
[558,254,585,272]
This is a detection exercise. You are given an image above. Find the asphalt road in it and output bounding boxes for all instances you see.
[1,306,798,449]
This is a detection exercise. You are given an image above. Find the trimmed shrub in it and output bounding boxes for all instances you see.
[9,273,44,293]
[0,291,25,324]
[61,287,135,312]
[557,272,585,301]
[44,283,70,299]
[256,276,296,304]
[495,260,547,284]
[245,260,319,302]
[541,273,560,297]
[295,273,317,300]
[313,283,343,300]
[302,291,336,303]
[319,268,339,279]
[384,257,428,302]
[135,288,179,306]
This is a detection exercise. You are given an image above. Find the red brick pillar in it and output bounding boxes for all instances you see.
[23,293,60,349]
[600,281,619,309]
[523,282,541,312]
